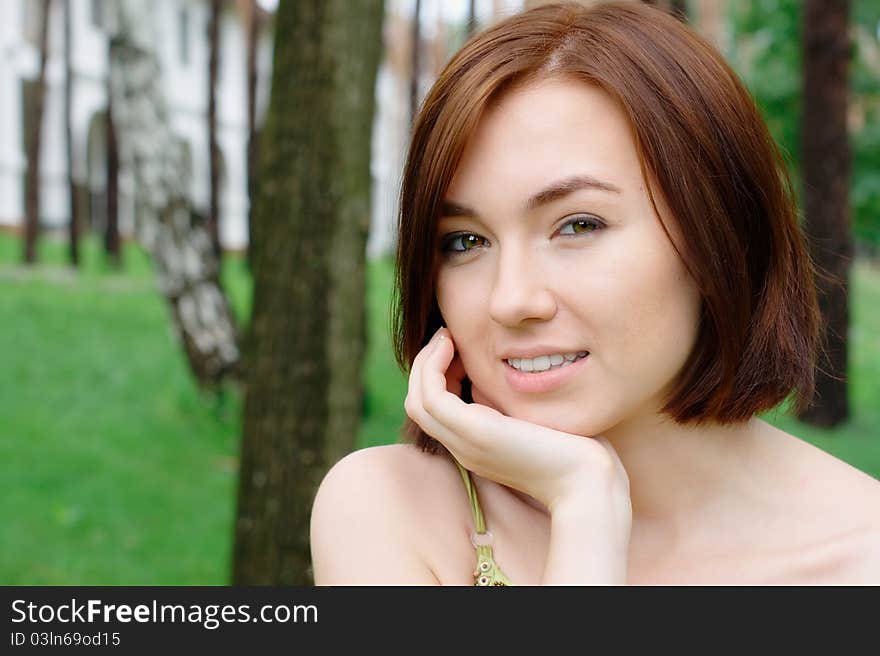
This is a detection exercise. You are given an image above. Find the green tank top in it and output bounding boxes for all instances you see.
[452,459,515,586]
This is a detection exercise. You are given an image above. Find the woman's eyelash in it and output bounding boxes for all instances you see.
[438,215,605,256]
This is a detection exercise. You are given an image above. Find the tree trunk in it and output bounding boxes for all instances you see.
[107,0,240,387]
[208,0,222,260]
[105,76,121,268]
[232,0,384,585]
[467,0,476,36]
[797,0,851,427]
[23,0,51,265]
[245,0,259,268]
[410,0,421,128]
[64,0,79,267]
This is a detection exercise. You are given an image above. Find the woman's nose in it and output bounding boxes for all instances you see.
[487,247,557,327]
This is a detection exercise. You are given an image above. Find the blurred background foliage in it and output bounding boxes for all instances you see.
[729,0,880,251]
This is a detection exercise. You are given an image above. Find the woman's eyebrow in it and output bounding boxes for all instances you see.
[439,200,477,218]
[526,174,622,209]
[440,174,621,218]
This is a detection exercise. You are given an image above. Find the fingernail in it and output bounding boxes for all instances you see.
[430,328,445,350]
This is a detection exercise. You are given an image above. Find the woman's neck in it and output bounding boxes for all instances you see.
[500,414,768,527]
[605,413,767,527]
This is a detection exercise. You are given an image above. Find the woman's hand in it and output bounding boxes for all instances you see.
[404,328,632,527]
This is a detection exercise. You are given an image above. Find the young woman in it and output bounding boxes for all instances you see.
[310,1,880,585]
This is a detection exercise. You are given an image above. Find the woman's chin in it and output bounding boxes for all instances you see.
[470,381,617,436]
[500,407,608,438]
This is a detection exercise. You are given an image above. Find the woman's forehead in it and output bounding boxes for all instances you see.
[446,79,641,204]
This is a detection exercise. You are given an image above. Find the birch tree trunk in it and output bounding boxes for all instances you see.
[105,71,121,268]
[232,0,384,585]
[23,0,51,265]
[410,0,421,128]
[107,0,240,386]
[64,0,79,267]
[208,0,222,260]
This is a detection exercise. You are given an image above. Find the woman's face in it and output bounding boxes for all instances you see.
[434,78,702,437]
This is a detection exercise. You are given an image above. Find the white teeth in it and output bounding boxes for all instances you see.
[507,352,588,373]
[531,355,551,371]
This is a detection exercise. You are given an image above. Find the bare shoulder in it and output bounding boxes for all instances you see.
[763,421,880,515]
[758,422,880,581]
[816,450,880,582]
[839,523,880,583]
[309,443,459,585]
[313,442,456,512]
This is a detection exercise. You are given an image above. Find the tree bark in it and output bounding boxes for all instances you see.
[245,0,259,268]
[23,0,51,265]
[208,0,222,260]
[107,0,240,386]
[105,74,121,268]
[797,0,851,427]
[64,0,79,267]
[232,0,384,585]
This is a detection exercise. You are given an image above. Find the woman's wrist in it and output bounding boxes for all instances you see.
[543,514,629,584]
[542,493,631,585]
[550,494,631,548]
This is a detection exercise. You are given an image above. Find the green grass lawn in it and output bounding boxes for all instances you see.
[1,233,878,584]
[0,236,245,584]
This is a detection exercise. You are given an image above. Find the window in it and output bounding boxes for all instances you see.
[22,0,41,45]
[179,7,190,65]
[91,0,105,29]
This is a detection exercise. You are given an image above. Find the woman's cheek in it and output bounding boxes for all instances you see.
[471,382,504,413]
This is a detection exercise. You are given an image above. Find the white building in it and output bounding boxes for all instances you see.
[0,0,273,252]
[0,0,531,259]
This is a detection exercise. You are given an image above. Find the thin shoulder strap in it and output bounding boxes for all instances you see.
[452,458,514,586]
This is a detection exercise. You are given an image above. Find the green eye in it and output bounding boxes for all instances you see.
[559,216,602,235]
[441,233,486,254]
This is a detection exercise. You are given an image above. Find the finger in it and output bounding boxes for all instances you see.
[405,336,436,424]
[420,331,466,416]
[405,327,444,409]
[418,331,477,447]
[420,335,510,454]
[406,330,462,449]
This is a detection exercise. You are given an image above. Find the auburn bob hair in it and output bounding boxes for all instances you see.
[391,1,820,454]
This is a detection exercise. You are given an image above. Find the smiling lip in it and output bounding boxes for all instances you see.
[502,353,590,393]
[500,345,588,359]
